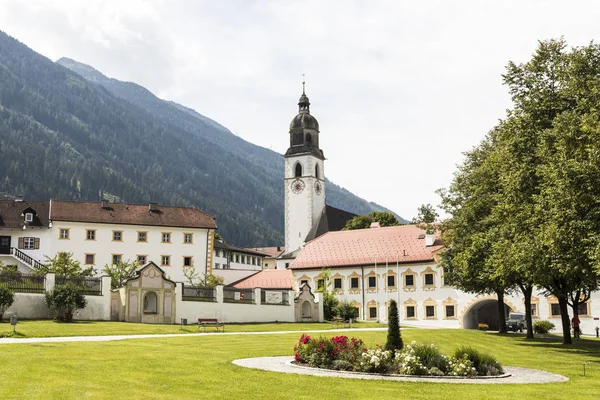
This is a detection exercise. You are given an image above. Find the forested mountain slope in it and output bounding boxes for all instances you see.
[0,31,404,246]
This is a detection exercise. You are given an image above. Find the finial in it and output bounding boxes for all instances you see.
[302,73,305,95]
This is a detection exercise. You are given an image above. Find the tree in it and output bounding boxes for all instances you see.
[315,268,339,320]
[385,300,403,353]
[334,300,356,321]
[183,268,224,287]
[103,260,139,289]
[0,287,14,321]
[343,211,401,230]
[37,253,95,277]
[412,204,439,233]
[44,282,87,322]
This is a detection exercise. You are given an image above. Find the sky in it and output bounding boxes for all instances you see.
[1,0,599,220]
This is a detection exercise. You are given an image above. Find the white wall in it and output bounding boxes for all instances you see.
[175,284,295,323]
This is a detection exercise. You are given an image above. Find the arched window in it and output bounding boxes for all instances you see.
[315,164,320,179]
[295,163,303,177]
[306,133,312,143]
[143,292,158,314]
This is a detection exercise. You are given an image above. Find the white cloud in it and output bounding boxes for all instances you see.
[1,0,600,219]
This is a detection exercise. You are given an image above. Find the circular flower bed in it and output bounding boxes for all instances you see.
[293,334,503,377]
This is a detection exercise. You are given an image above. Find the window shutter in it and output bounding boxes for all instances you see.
[34,238,40,249]
[18,237,24,249]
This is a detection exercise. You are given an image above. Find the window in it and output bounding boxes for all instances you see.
[531,303,538,317]
[112,254,122,265]
[387,275,396,288]
[137,255,147,265]
[85,254,95,265]
[184,233,193,244]
[295,162,303,177]
[368,276,377,288]
[137,231,147,242]
[25,213,33,222]
[162,232,171,243]
[112,231,123,242]
[235,254,240,263]
[161,255,171,266]
[215,263,221,269]
[350,277,359,289]
[426,305,436,318]
[86,229,96,240]
[23,237,35,250]
[315,164,320,179]
[577,302,589,316]
[285,262,290,268]
[405,275,414,287]
[442,267,450,286]
[550,303,561,316]
[258,258,262,266]
[306,133,312,143]
[334,278,342,290]
[424,273,434,286]
[369,307,377,319]
[183,256,193,267]
[300,279,308,286]
[317,279,325,290]
[59,229,70,240]
[445,305,455,318]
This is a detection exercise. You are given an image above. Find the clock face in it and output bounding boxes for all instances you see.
[315,181,322,195]
[291,179,305,194]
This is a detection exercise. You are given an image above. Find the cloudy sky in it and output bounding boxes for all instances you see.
[1,0,599,220]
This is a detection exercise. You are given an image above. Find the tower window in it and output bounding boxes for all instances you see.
[306,133,312,143]
[315,164,320,179]
[295,163,303,177]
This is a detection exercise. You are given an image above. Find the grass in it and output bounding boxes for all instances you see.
[0,319,384,338]
[0,328,598,399]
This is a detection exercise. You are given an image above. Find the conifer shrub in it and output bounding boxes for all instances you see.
[385,300,403,352]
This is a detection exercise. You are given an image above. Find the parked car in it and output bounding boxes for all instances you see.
[506,312,526,332]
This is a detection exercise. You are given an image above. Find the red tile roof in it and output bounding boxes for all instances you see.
[290,224,443,269]
[50,200,216,229]
[245,247,285,258]
[0,201,50,229]
[232,269,293,289]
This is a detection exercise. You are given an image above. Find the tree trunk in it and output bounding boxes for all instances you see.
[520,284,534,339]
[558,296,572,345]
[497,290,507,333]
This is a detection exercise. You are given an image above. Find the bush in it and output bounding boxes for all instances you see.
[357,347,393,373]
[385,300,403,353]
[44,283,87,322]
[533,320,555,334]
[453,346,503,376]
[0,287,15,321]
[322,291,339,321]
[395,342,449,375]
[293,334,365,370]
[334,300,356,321]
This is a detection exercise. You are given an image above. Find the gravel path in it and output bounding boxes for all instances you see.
[232,356,569,384]
[0,327,387,345]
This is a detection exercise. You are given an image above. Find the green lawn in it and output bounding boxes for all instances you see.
[0,328,598,399]
[0,319,383,338]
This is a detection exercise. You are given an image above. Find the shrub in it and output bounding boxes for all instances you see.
[395,342,449,375]
[533,320,555,334]
[453,345,503,376]
[448,355,477,377]
[334,300,356,321]
[357,347,393,373]
[293,334,364,370]
[44,282,87,322]
[385,300,403,353]
[478,323,489,331]
[322,291,339,321]
[394,347,427,375]
[0,287,15,321]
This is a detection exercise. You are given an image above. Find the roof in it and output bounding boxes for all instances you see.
[304,204,357,243]
[245,247,285,258]
[0,201,50,229]
[232,269,293,289]
[290,224,443,270]
[214,240,270,256]
[50,200,216,229]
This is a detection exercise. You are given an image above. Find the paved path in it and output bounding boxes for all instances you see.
[233,356,569,384]
[0,327,387,345]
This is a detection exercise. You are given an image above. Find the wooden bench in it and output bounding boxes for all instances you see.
[198,318,224,333]
[331,317,351,329]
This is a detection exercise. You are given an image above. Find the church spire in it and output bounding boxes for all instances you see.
[298,75,310,114]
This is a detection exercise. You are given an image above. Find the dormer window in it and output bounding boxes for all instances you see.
[25,213,33,222]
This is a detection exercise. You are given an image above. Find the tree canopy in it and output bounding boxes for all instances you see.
[343,211,401,230]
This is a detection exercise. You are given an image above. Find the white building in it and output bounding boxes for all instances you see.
[0,199,217,283]
[211,240,269,285]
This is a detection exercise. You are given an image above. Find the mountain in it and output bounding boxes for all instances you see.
[0,31,405,247]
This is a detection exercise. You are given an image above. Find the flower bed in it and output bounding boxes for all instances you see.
[293,334,503,377]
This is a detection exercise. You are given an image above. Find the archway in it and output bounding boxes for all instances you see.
[143,292,158,314]
[462,299,513,330]
[302,301,312,318]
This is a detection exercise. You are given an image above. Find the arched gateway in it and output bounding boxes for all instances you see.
[460,296,519,331]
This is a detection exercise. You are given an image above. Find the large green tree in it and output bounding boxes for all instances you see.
[343,211,401,230]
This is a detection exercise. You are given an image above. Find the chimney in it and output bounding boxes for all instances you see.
[149,202,159,212]
[370,222,381,228]
[425,234,435,247]
[14,196,23,202]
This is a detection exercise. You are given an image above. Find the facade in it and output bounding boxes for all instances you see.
[211,240,268,285]
[0,199,217,283]
[289,224,600,334]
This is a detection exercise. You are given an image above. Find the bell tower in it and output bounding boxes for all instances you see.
[284,82,326,253]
